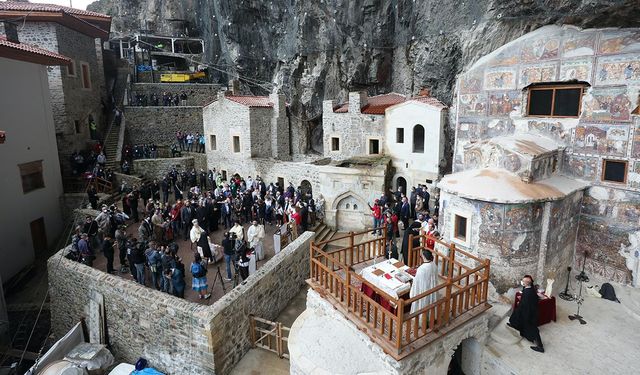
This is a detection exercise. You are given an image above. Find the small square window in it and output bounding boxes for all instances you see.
[209,135,217,150]
[19,160,45,193]
[396,128,404,143]
[602,159,627,183]
[232,136,240,153]
[331,137,340,151]
[454,214,468,242]
[369,139,380,154]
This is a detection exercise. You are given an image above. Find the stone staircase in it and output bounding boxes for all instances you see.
[104,66,130,170]
[311,222,335,249]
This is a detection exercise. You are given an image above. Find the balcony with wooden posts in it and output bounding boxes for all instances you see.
[307,228,491,360]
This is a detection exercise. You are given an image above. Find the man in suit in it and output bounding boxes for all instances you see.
[508,275,545,353]
[222,198,233,229]
[180,203,193,241]
[400,197,411,229]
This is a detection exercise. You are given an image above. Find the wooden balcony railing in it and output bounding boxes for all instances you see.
[307,228,491,360]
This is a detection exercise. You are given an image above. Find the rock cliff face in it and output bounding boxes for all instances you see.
[89,0,640,154]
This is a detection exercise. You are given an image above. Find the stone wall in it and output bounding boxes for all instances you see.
[48,231,314,375]
[124,106,203,146]
[48,249,216,374]
[439,190,582,293]
[130,83,220,106]
[322,104,386,160]
[206,232,313,375]
[133,157,196,180]
[289,289,489,375]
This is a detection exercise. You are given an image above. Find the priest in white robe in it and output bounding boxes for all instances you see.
[409,249,438,315]
[247,220,266,261]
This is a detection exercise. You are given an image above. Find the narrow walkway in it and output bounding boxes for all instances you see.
[229,286,309,375]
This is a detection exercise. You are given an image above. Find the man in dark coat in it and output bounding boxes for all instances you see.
[180,203,193,241]
[401,216,423,265]
[508,275,545,353]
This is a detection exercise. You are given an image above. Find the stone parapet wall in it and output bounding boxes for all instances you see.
[124,106,203,146]
[48,231,314,375]
[48,249,215,374]
[206,231,313,375]
[130,83,220,106]
[133,156,195,180]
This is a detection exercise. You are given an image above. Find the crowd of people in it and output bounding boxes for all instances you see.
[175,131,206,153]
[132,91,190,107]
[69,165,326,302]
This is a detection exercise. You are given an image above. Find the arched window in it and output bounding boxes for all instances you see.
[413,124,425,153]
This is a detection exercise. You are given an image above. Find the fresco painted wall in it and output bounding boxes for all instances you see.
[452,25,640,284]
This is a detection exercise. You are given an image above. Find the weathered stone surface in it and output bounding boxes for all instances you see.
[124,106,203,146]
[49,231,314,375]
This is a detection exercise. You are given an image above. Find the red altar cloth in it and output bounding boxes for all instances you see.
[513,291,557,326]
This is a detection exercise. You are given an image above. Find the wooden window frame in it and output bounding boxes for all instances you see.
[453,214,468,242]
[601,159,628,184]
[526,84,585,118]
[19,160,45,193]
[396,128,405,144]
[80,62,91,90]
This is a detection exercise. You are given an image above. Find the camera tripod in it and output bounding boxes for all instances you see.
[210,265,226,295]
[568,252,589,325]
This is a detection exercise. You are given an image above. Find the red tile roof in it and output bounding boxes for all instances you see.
[0,2,110,19]
[332,92,447,114]
[361,93,406,114]
[0,2,111,38]
[408,96,448,109]
[226,95,273,108]
[0,36,70,65]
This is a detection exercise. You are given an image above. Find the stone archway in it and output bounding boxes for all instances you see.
[332,191,368,232]
[300,179,312,196]
[396,176,407,194]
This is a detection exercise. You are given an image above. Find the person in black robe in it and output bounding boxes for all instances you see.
[508,275,545,353]
[196,228,213,263]
[401,217,423,265]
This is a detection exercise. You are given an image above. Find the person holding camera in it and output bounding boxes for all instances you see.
[190,253,210,299]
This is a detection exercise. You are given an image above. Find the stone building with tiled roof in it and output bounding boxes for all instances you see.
[323,90,449,190]
[0,2,111,178]
[0,30,69,281]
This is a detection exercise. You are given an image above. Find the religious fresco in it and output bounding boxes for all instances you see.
[632,124,640,158]
[576,217,632,283]
[581,87,632,122]
[520,37,560,62]
[594,54,640,85]
[457,120,487,142]
[459,73,483,94]
[486,119,515,138]
[504,203,543,231]
[500,151,522,173]
[527,120,570,144]
[562,154,598,179]
[484,68,517,90]
[462,148,483,169]
[519,63,558,86]
[573,124,629,156]
[478,202,504,246]
[559,58,593,81]
[561,32,597,58]
[488,45,521,67]
[488,91,521,116]
[598,30,640,55]
[458,94,487,116]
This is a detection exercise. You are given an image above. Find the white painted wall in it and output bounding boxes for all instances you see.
[0,57,64,281]
[384,101,446,184]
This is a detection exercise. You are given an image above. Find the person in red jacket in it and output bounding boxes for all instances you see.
[368,199,383,235]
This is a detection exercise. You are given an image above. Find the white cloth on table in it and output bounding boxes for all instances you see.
[361,259,412,299]
[409,261,438,315]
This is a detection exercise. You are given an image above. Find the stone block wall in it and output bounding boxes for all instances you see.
[48,232,314,375]
[206,232,313,375]
[48,249,215,374]
[130,83,220,106]
[124,106,203,146]
[322,110,386,160]
[133,157,196,180]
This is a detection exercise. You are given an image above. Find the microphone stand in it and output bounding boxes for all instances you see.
[568,252,589,325]
[559,266,574,301]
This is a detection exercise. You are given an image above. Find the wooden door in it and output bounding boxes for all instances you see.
[30,217,47,253]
